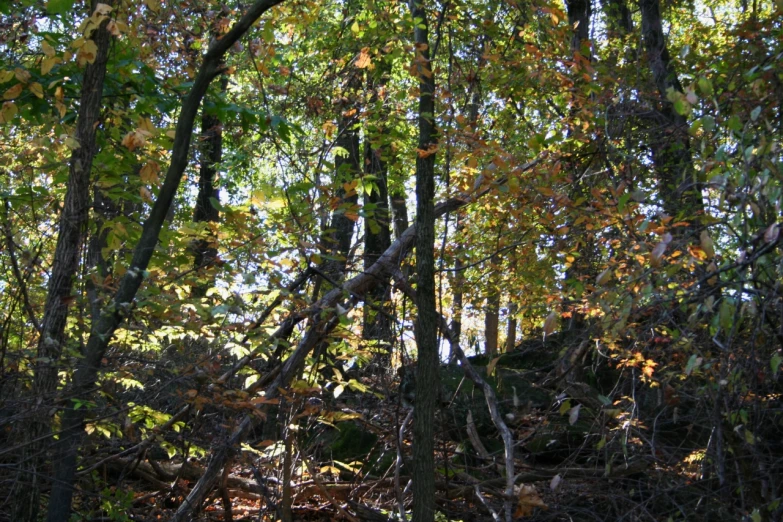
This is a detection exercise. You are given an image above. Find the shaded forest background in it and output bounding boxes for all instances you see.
[0,0,781,519]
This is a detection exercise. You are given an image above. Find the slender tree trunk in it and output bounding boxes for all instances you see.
[484,289,500,356]
[13,4,114,520]
[505,302,517,352]
[192,77,227,297]
[561,0,595,331]
[315,73,362,297]
[363,65,393,345]
[449,220,464,361]
[567,0,592,53]
[408,0,439,520]
[42,2,286,518]
[390,191,409,241]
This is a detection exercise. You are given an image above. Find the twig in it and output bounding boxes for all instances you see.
[396,407,414,521]
[474,484,501,521]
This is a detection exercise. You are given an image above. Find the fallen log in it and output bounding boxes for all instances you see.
[171,158,542,521]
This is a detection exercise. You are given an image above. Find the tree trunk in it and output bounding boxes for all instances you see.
[390,192,409,240]
[362,64,393,345]
[42,2,286,519]
[639,0,703,219]
[408,0,439,520]
[561,0,595,331]
[13,4,114,520]
[505,302,517,352]
[484,290,500,356]
[567,0,592,53]
[314,74,362,299]
[192,77,227,297]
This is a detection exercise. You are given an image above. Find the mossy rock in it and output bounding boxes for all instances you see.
[524,410,594,460]
[322,421,378,462]
[438,365,553,441]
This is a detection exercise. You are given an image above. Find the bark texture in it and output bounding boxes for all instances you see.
[640,0,702,218]
[13,5,114,520]
[192,81,226,290]
[408,0,439,520]
[362,64,393,345]
[43,1,286,519]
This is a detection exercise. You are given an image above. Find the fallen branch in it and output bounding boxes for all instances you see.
[171,158,542,520]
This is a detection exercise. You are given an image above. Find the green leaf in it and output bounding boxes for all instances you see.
[697,77,713,96]
[771,353,782,376]
[209,196,223,211]
[750,106,762,121]
[673,98,690,116]
[684,354,701,376]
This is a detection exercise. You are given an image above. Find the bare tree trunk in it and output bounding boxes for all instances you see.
[561,0,595,331]
[13,4,114,520]
[390,191,409,240]
[567,0,592,53]
[314,74,362,300]
[408,0,439,520]
[505,302,517,352]
[362,63,393,346]
[485,287,500,356]
[42,2,286,519]
[192,76,227,296]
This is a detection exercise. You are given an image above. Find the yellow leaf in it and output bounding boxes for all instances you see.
[764,223,779,244]
[700,230,715,259]
[416,144,438,158]
[63,135,80,149]
[688,245,708,261]
[106,20,121,36]
[543,311,558,339]
[77,40,98,66]
[137,116,156,133]
[121,131,146,151]
[139,161,160,184]
[42,41,56,57]
[28,82,44,99]
[14,68,31,83]
[596,268,612,286]
[486,356,501,377]
[93,2,112,15]
[0,101,17,123]
[41,56,61,75]
[3,83,23,100]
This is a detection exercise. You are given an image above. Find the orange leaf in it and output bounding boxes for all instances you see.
[355,48,372,69]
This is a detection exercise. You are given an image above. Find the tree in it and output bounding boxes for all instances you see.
[0,0,781,520]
